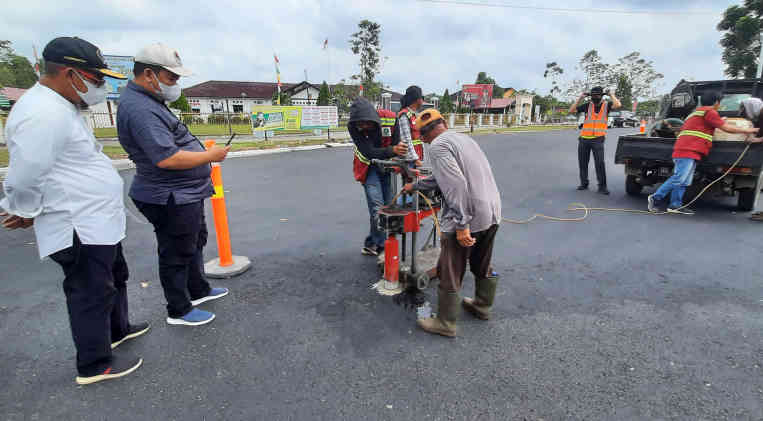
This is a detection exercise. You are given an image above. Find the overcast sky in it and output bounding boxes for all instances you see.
[2,0,740,99]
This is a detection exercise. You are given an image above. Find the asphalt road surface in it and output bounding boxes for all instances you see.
[2,128,763,420]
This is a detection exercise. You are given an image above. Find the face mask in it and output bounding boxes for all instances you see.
[152,73,181,102]
[72,72,108,106]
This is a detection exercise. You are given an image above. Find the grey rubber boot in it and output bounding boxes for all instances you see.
[417,290,461,338]
[462,276,498,320]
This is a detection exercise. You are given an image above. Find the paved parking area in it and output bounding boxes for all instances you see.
[2,128,762,420]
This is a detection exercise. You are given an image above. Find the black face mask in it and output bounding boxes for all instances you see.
[591,95,602,104]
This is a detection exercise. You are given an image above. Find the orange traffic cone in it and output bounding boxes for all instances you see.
[639,119,646,134]
[203,139,252,278]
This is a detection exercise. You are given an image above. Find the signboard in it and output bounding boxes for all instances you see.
[534,105,540,122]
[251,106,301,131]
[103,55,134,101]
[251,105,338,132]
[301,106,338,129]
[462,84,493,108]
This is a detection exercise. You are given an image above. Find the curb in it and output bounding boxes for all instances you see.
[102,142,355,173]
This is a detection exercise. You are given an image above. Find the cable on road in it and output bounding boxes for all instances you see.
[502,144,752,224]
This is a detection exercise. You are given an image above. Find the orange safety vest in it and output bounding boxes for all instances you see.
[353,109,396,183]
[580,102,609,139]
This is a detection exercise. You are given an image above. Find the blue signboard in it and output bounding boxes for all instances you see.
[103,55,134,101]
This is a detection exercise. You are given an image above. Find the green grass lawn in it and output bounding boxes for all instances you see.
[93,125,347,139]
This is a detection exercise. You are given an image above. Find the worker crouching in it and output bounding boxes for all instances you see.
[403,109,502,337]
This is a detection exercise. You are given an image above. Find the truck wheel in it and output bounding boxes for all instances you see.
[625,175,643,196]
[738,188,756,211]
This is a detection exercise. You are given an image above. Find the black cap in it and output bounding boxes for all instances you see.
[405,85,423,100]
[590,86,604,95]
[42,37,126,80]
[401,85,423,108]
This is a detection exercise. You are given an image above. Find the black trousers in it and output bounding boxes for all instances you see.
[50,233,130,376]
[134,196,211,318]
[578,139,607,187]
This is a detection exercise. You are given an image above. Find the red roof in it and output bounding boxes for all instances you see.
[1,87,27,102]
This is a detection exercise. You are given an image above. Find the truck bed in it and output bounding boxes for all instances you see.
[615,134,763,170]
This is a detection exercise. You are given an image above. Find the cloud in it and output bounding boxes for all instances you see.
[1,0,740,98]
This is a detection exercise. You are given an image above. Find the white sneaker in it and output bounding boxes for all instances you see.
[647,194,657,212]
[667,207,695,215]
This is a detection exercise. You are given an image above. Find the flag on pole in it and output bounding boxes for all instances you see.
[323,39,328,50]
[274,53,281,105]
[32,45,40,77]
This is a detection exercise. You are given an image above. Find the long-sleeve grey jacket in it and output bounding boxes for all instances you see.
[413,130,501,233]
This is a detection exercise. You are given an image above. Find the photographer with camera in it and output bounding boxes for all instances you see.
[568,86,621,194]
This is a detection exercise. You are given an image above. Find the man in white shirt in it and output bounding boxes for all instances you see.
[0,37,148,385]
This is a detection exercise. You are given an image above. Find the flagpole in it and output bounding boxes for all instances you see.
[32,44,40,78]
[322,39,331,95]
[274,53,281,106]
[327,42,331,94]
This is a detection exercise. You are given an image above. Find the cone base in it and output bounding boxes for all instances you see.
[204,255,252,279]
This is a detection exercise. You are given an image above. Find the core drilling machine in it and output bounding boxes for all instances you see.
[371,158,442,296]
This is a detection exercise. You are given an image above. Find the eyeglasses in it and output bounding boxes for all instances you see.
[73,68,106,87]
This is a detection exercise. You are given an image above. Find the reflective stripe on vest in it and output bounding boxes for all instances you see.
[580,102,608,139]
[677,108,714,142]
[678,129,713,142]
[354,145,371,165]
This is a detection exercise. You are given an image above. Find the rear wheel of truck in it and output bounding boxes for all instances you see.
[738,188,757,211]
[625,175,643,196]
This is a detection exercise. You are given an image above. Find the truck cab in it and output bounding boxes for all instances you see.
[614,79,763,211]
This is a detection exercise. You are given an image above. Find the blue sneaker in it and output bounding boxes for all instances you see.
[190,287,229,306]
[166,308,215,326]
